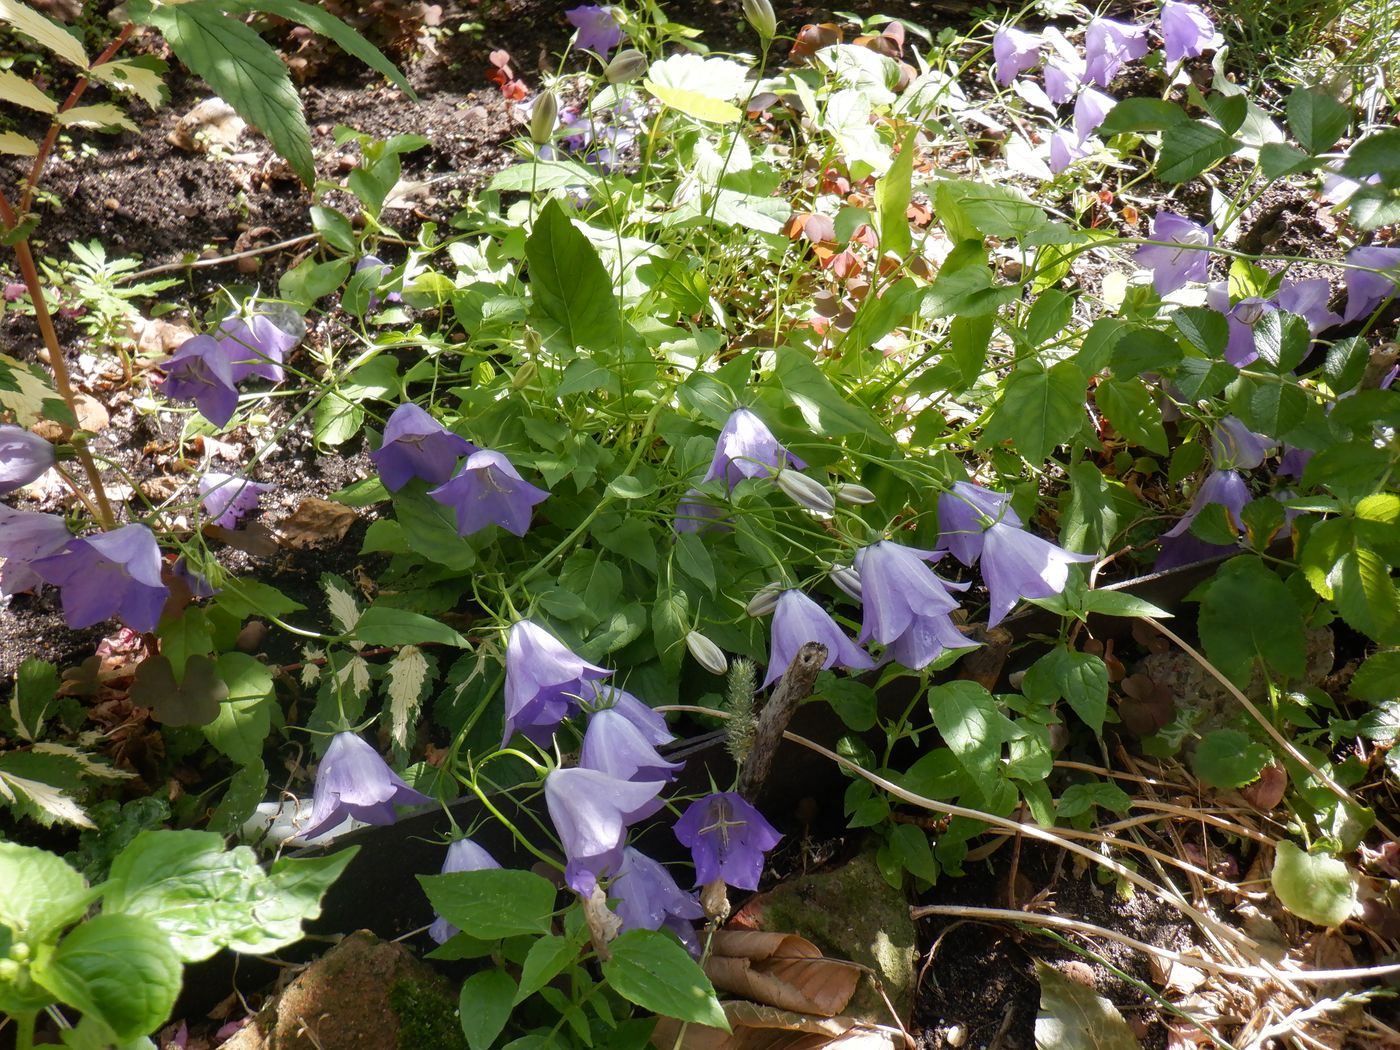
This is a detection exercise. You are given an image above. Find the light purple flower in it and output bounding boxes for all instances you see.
[545,766,665,894]
[1160,1,1222,64]
[704,408,803,492]
[980,522,1096,627]
[854,540,975,670]
[1084,18,1150,86]
[566,5,624,56]
[198,473,272,529]
[1050,129,1091,173]
[585,682,673,748]
[610,847,703,951]
[993,26,1041,85]
[215,310,300,384]
[1342,246,1400,323]
[762,589,874,687]
[1136,212,1213,296]
[160,335,240,427]
[1074,87,1117,140]
[1206,281,1275,367]
[1044,60,1082,104]
[937,481,1021,566]
[1276,278,1341,335]
[171,556,218,599]
[580,706,683,783]
[1211,417,1272,470]
[1156,468,1249,569]
[429,449,549,537]
[673,791,782,891]
[0,506,70,597]
[30,524,169,633]
[673,487,731,535]
[370,402,477,492]
[356,255,403,310]
[428,839,502,944]
[0,426,54,495]
[502,619,612,746]
[299,731,433,841]
[1278,445,1314,479]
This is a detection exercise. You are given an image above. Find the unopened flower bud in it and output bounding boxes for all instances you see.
[746,583,783,617]
[605,48,648,84]
[529,91,558,146]
[686,630,728,675]
[776,468,835,514]
[512,359,538,389]
[742,0,777,42]
[0,959,19,981]
[835,482,877,505]
[830,563,862,601]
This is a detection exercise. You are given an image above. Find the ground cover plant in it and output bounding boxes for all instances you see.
[2,0,1400,1046]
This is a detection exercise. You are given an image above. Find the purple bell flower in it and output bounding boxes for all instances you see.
[1211,417,1273,470]
[566,5,625,56]
[1044,60,1082,104]
[215,310,300,384]
[198,472,272,529]
[1342,246,1400,323]
[1136,212,1213,296]
[30,524,169,633]
[0,506,71,597]
[937,481,1022,566]
[356,255,403,310]
[762,589,874,687]
[0,426,55,495]
[1084,17,1150,86]
[673,791,782,891]
[1050,129,1091,174]
[171,556,218,599]
[1278,445,1314,479]
[580,706,683,783]
[1156,468,1250,569]
[545,766,665,894]
[610,847,703,952]
[704,408,803,492]
[1160,1,1222,64]
[371,403,478,492]
[1276,278,1341,335]
[673,487,732,535]
[585,682,673,748]
[429,449,549,537]
[299,731,433,841]
[428,839,502,944]
[979,522,1096,627]
[854,540,975,670]
[993,27,1041,85]
[1206,282,1274,367]
[1074,87,1117,140]
[160,335,240,427]
[503,619,612,746]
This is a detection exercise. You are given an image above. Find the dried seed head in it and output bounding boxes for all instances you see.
[723,657,757,766]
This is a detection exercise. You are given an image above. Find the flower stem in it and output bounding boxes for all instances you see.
[15,1012,35,1050]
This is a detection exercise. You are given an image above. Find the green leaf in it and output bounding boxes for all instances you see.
[644,80,740,122]
[1229,375,1309,438]
[1156,122,1240,183]
[601,929,730,1030]
[875,126,917,258]
[773,347,891,443]
[460,969,517,1050]
[816,676,878,732]
[1095,378,1166,454]
[0,69,58,113]
[208,763,268,836]
[673,532,716,594]
[1271,841,1356,927]
[392,487,477,571]
[928,681,1006,785]
[985,360,1085,463]
[143,2,315,184]
[1034,961,1141,1050]
[1253,311,1310,374]
[1022,647,1109,734]
[0,841,90,942]
[417,869,557,940]
[36,915,181,1042]
[1286,88,1350,155]
[1332,545,1400,645]
[350,606,468,648]
[1260,142,1315,180]
[1097,98,1188,135]
[310,205,356,254]
[652,585,690,678]
[1351,650,1400,703]
[931,179,1047,239]
[1196,556,1305,686]
[202,652,274,765]
[1193,730,1271,788]
[314,390,364,447]
[11,657,58,741]
[886,822,938,882]
[524,198,623,353]
[1057,781,1132,819]
[0,0,88,68]
[1026,289,1073,347]
[514,934,578,1002]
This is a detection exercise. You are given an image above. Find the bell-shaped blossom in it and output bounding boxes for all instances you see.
[198,473,272,529]
[1278,445,1314,479]
[215,310,301,384]
[0,426,54,495]
[160,335,240,427]
[854,541,975,670]
[1211,417,1273,470]
[1136,212,1213,296]
[0,506,71,597]
[566,5,624,56]
[704,408,803,492]
[1342,246,1400,323]
[1074,88,1117,140]
[673,487,731,534]
[993,27,1041,85]
[980,522,1096,627]
[299,731,433,841]
[545,766,665,894]
[1049,129,1091,174]
[585,682,673,748]
[171,556,218,600]
[503,619,612,746]
[371,403,477,492]
[1160,1,1222,63]
[581,706,683,783]
[762,589,874,687]
[1276,278,1341,335]
[1206,282,1275,367]
[1084,17,1149,85]
[1044,59,1082,104]
[1156,469,1250,569]
[30,524,169,633]
[937,481,1022,566]
[429,449,549,537]
[674,791,782,891]
[429,839,502,944]
[610,847,703,951]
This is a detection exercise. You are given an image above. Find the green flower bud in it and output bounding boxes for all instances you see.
[835,482,878,505]
[605,48,648,84]
[776,468,835,514]
[686,630,728,675]
[742,0,777,42]
[529,91,558,147]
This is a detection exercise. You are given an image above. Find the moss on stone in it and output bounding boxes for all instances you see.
[389,976,468,1050]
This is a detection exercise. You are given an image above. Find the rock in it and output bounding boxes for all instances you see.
[729,849,919,1025]
[222,930,465,1050]
[169,97,247,153]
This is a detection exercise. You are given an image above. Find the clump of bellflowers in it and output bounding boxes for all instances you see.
[160,302,304,427]
[298,731,434,841]
[609,847,704,953]
[31,524,170,633]
[1156,417,1274,570]
[580,705,683,783]
[762,589,873,687]
[545,766,666,894]
[853,540,977,668]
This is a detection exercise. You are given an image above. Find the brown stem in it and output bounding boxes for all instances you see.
[737,641,826,803]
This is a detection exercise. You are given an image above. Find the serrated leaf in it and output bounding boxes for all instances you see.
[985,359,1086,463]
[0,0,87,68]
[1272,841,1355,927]
[322,573,361,634]
[87,57,167,108]
[0,130,37,156]
[644,80,740,123]
[0,768,92,828]
[1097,97,1188,135]
[57,103,136,131]
[524,198,623,353]
[1157,122,1240,183]
[1022,646,1109,734]
[387,645,431,756]
[0,68,57,113]
[1196,556,1305,686]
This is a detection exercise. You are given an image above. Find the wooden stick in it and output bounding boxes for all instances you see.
[738,641,826,803]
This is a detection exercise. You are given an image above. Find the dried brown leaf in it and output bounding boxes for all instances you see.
[706,931,860,1018]
[275,498,356,549]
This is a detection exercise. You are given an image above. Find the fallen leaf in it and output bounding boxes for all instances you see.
[168,96,246,153]
[276,498,356,549]
[706,931,860,1018]
[1034,960,1141,1050]
[130,654,228,727]
[204,521,280,558]
[653,1001,893,1050]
